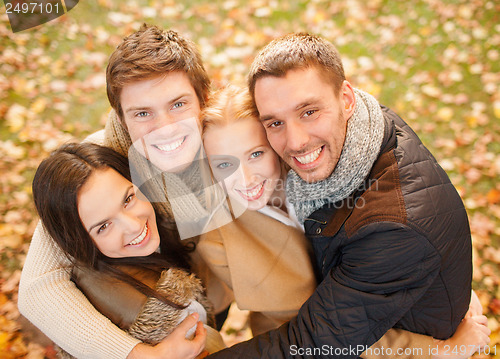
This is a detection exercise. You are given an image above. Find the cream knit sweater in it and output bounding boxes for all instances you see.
[18,223,141,359]
[18,128,142,358]
[19,118,233,358]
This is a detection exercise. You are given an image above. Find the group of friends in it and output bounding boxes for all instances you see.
[18,24,491,358]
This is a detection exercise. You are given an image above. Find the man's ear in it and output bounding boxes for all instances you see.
[340,80,356,119]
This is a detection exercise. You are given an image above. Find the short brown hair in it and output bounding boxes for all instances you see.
[248,32,345,98]
[106,24,210,119]
[201,85,259,137]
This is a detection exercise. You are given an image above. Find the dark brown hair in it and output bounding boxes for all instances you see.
[32,142,192,308]
[106,24,210,120]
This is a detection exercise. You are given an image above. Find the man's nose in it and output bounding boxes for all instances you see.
[154,111,179,131]
[286,120,310,152]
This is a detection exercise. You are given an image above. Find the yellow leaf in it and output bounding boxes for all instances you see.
[365,83,381,98]
[0,332,11,352]
[494,101,500,119]
[314,11,327,24]
[421,84,441,98]
[419,27,431,37]
[466,115,478,128]
[12,77,27,94]
[30,98,47,114]
[5,104,26,133]
[437,107,453,122]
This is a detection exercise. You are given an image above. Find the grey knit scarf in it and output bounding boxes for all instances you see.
[286,89,385,224]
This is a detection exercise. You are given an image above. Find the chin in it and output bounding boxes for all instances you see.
[295,169,328,183]
[246,201,266,211]
[157,160,191,173]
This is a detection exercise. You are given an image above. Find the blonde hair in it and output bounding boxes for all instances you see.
[201,85,259,137]
[201,85,289,177]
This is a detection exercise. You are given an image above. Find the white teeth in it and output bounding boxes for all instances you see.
[239,182,264,199]
[155,137,185,152]
[295,147,322,164]
[128,223,148,246]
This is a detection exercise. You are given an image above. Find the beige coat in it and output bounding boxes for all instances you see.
[198,208,317,335]
[197,207,433,358]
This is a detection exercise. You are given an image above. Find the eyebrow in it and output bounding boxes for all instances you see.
[169,93,192,105]
[87,185,133,233]
[259,98,319,122]
[245,145,265,156]
[210,155,233,160]
[124,93,193,114]
[125,106,152,114]
[259,114,274,123]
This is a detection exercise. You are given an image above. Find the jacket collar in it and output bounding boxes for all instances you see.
[309,105,397,237]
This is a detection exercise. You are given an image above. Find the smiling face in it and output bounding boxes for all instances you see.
[203,118,282,211]
[120,71,202,173]
[77,168,161,258]
[254,67,356,183]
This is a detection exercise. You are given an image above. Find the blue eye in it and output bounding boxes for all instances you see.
[250,151,263,159]
[136,111,149,118]
[217,162,232,170]
[172,102,184,109]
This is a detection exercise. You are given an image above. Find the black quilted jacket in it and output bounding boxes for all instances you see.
[209,106,472,358]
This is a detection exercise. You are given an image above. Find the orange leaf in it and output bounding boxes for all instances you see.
[487,189,500,205]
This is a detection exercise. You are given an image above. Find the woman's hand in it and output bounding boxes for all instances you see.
[127,313,207,359]
[465,290,482,318]
[432,315,491,359]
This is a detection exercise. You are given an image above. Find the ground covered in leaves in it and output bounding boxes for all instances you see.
[1,0,499,357]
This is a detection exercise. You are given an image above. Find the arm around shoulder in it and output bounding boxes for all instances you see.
[18,221,140,359]
[208,224,441,359]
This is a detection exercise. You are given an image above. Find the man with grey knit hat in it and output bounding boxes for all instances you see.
[208,33,486,358]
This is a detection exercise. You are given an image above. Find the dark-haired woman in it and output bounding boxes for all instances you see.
[29,142,225,358]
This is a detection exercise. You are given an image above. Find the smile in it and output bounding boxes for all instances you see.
[294,146,323,165]
[236,181,266,201]
[127,223,148,246]
[154,136,186,153]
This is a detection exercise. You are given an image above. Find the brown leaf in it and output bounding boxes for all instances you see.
[1,271,21,293]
